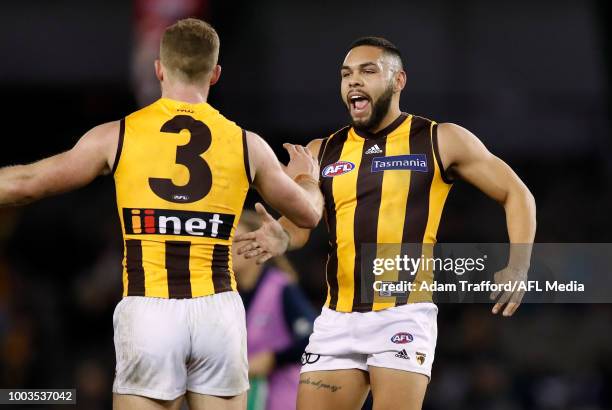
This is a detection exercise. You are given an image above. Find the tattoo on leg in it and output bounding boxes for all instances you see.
[299,377,342,393]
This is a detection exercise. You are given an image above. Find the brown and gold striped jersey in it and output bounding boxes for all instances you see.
[113,98,251,299]
[318,113,453,312]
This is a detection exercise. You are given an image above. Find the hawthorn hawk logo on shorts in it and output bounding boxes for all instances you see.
[322,161,355,177]
[391,332,414,344]
[416,352,427,365]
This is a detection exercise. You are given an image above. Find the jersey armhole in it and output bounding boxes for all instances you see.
[111,118,125,175]
[242,129,253,185]
[431,123,454,184]
[317,137,329,166]
[318,125,350,166]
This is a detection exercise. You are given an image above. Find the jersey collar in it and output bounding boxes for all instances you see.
[352,113,409,139]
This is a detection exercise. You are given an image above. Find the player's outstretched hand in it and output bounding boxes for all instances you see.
[282,143,319,181]
[490,266,528,317]
[235,203,290,264]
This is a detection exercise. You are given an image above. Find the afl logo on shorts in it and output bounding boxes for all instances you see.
[391,332,414,344]
[301,352,321,365]
[322,161,355,177]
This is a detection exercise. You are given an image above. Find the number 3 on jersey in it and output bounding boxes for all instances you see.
[149,115,213,203]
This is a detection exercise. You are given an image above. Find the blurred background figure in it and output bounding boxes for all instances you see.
[233,210,316,410]
[131,0,209,106]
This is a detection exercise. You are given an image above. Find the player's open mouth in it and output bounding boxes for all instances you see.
[348,92,371,117]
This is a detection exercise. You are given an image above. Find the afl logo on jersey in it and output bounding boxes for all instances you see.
[391,332,414,344]
[322,161,356,177]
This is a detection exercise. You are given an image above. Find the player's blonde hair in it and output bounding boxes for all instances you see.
[160,18,220,83]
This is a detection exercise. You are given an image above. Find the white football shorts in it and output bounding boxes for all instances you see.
[112,291,248,400]
[301,302,438,379]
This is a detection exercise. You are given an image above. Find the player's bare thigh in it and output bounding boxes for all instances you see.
[369,366,428,410]
[186,391,246,410]
[297,370,370,410]
[113,392,247,410]
[113,394,184,410]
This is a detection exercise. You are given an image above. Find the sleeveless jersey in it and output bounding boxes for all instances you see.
[318,113,453,312]
[113,98,251,298]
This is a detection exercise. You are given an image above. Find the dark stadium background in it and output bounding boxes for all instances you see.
[1,0,611,409]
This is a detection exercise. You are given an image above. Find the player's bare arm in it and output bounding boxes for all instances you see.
[246,130,323,229]
[235,138,324,263]
[436,122,537,317]
[0,121,120,207]
[279,138,325,247]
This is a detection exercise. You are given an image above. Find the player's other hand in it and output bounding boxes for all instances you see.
[282,143,319,181]
[490,265,528,317]
[234,203,290,264]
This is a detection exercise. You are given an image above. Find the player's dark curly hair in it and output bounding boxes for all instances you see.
[348,36,403,68]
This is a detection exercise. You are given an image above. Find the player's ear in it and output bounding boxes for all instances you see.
[210,65,221,86]
[154,59,164,82]
[394,69,406,93]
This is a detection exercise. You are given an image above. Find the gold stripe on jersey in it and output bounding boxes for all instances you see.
[331,136,364,312]
[143,239,170,298]
[114,98,250,299]
[407,122,451,303]
[372,115,414,311]
[188,241,214,296]
[424,123,453,244]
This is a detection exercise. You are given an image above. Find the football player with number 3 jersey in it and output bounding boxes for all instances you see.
[0,18,323,410]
